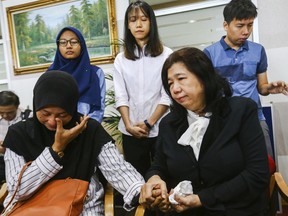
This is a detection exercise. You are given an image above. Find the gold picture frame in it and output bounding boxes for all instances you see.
[7,0,118,75]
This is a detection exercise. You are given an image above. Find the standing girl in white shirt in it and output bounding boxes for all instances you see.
[113,0,172,177]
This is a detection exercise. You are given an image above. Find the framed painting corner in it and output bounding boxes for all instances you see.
[6,0,118,75]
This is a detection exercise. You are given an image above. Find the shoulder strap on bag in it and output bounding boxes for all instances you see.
[2,161,32,214]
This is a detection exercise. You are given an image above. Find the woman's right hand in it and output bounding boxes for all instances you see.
[139,175,169,210]
[52,115,89,152]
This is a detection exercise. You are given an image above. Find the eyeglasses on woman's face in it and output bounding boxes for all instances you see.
[57,39,80,47]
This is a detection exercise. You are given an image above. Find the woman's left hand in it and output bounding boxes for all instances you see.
[172,194,202,213]
[52,115,89,152]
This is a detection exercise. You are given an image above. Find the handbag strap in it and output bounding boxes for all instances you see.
[3,161,32,212]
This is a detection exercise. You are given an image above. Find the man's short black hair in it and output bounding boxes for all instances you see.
[224,0,257,24]
[0,91,20,107]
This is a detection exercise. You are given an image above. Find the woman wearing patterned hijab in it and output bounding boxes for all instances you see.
[47,26,105,123]
[3,70,144,215]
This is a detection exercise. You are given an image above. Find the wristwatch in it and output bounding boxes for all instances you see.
[56,151,64,158]
[144,119,153,130]
[51,147,64,158]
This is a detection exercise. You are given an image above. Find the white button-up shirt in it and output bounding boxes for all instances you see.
[113,46,173,137]
[0,108,23,143]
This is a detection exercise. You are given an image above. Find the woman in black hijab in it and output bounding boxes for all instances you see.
[3,70,144,215]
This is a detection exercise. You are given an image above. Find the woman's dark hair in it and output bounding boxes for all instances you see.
[224,0,257,24]
[123,0,163,60]
[0,91,20,107]
[161,47,232,122]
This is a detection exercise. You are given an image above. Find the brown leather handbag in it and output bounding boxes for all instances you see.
[2,162,89,216]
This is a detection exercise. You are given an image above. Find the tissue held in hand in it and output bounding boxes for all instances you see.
[169,180,193,205]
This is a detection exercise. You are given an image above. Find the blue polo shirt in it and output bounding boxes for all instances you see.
[204,36,268,121]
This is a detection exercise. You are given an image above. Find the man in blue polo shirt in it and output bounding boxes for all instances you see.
[204,0,288,158]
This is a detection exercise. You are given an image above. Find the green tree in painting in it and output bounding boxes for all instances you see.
[90,2,99,37]
[97,0,109,36]
[67,5,82,30]
[14,0,112,67]
[14,12,32,51]
[29,22,37,46]
[80,0,93,39]
[33,14,47,44]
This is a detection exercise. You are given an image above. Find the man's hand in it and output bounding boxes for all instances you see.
[267,81,288,95]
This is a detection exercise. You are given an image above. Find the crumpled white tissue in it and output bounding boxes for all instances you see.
[168,180,193,205]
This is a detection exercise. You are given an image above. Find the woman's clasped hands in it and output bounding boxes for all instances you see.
[139,175,172,213]
[139,175,202,213]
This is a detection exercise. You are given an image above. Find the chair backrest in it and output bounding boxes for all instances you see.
[0,182,7,205]
[104,183,145,216]
[269,172,288,216]
[134,205,145,216]
[104,183,114,216]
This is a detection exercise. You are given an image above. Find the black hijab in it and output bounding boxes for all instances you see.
[4,70,112,181]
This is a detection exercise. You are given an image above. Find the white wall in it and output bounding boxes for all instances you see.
[257,0,288,105]
[0,0,129,111]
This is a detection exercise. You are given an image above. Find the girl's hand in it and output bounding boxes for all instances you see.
[126,125,148,139]
[52,115,89,152]
[135,121,150,133]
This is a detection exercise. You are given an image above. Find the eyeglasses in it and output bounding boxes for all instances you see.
[57,39,80,47]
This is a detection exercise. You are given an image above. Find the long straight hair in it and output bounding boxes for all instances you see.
[123,0,163,60]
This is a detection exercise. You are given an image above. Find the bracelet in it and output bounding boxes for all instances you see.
[144,119,153,129]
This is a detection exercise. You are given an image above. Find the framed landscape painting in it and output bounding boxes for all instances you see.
[7,0,118,75]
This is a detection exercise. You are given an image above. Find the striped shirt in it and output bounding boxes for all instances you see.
[4,141,144,215]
